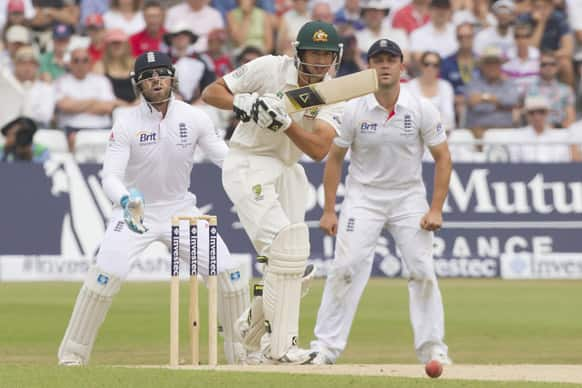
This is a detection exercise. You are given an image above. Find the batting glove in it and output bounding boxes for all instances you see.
[233,92,258,122]
[120,188,148,234]
[252,93,292,132]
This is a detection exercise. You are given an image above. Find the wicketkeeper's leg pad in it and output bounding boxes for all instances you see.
[263,223,310,359]
[218,265,250,364]
[58,265,122,365]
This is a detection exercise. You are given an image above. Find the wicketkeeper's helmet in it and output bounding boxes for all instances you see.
[131,51,175,84]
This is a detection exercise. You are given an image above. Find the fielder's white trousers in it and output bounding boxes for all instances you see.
[221,149,309,255]
[96,195,236,279]
[312,181,448,363]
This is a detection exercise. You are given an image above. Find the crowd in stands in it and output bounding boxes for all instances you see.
[0,0,581,163]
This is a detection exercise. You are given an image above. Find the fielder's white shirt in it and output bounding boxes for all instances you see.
[102,96,228,205]
[335,85,446,193]
[223,55,343,166]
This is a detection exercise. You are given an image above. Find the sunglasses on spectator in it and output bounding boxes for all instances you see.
[457,34,473,40]
[422,61,440,68]
[540,61,557,67]
[71,57,90,64]
[527,109,548,115]
[137,68,173,81]
[515,34,531,39]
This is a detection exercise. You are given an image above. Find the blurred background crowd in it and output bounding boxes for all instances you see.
[0,0,581,163]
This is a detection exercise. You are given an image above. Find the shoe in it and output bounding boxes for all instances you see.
[308,351,335,365]
[274,346,317,365]
[429,348,453,366]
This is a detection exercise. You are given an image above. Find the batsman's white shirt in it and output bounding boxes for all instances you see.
[223,55,343,166]
[222,55,343,255]
[312,86,450,364]
[98,97,235,279]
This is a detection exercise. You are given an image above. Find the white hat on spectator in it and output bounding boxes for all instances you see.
[14,46,39,63]
[360,0,392,11]
[6,25,31,44]
[492,0,515,14]
[524,95,550,112]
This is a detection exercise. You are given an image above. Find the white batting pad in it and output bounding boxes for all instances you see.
[217,266,250,364]
[58,266,122,365]
[263,223,309,359]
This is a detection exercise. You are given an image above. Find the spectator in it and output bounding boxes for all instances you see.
[356,0,409,62]
[85,13,105,65]
[569,119,582,161]
[337,34,366,76]
[103,0,145,37]
[465,46,520,137]
[440,22,480,127]
[79,0,108,29]
[1,24,32,70]
[226,0,273,54]
[30,0,80,53]
[502,22,540,99]
[334,0,365,32]
[38,23,72,81]
[510,94,570,161]
[0,116,49,162]
[210,0,276,19]
[392,0,431,35]
[276,0,309,55]
[452,0,496,34]
[408,51,456,129]
[55,46,127,152]
[3,0,36,30]
[129,0,165,57]
[206,28,233,78]
[409,0,457,65]
[9,45,55,126]
[235,45,263,67]
[520,0,574,87]
[164,23,216,103]
[93,29,136,103]
[525,50,575,128]
[566,0,582,97]
[473,0,515,56]
[311,1,334,24]
[165,0,224,54]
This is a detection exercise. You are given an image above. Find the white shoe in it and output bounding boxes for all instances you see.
[58,354,84,366]
[308,351,335,365]
[429,348,453,365]
[274,346,317,365]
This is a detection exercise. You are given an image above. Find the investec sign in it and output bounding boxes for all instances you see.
[426,164,582,279]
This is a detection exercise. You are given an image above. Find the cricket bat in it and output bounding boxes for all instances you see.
[283,68,378,113]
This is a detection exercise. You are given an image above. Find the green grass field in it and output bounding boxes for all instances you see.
[1,279,581,387]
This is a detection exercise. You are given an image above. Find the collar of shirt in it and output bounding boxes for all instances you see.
[364,85,414,114]
[139,94,177,119]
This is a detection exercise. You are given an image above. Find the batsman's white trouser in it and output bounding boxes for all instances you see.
[312,183,448,363]
[222,150,310,359]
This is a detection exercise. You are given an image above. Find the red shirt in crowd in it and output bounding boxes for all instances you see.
[392,5,430,35]
[88,43,103,64]
[129,29,166,57]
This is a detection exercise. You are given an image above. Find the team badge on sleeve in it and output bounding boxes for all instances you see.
[232,65,248,79]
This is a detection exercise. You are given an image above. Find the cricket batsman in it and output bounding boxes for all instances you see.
[309,39,453,365]
[202,21,344,364]
[58,51,250,366]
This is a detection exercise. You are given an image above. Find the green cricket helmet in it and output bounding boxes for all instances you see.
[293,21,343,77]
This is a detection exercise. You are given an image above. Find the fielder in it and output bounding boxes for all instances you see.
[309,39,453,365]
[202,21,344,364]
[58,51,250,366]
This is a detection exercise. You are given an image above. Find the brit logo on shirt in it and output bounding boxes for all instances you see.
[360,121,377,134]
[137,130,157,145]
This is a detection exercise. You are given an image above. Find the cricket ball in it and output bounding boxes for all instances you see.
[425,359,443,378]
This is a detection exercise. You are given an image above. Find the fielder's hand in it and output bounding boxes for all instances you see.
[233,92,258,122]
[252,93,292,132]
[420,209,443,231]
[121,188,148,234]
[320,210,338,236]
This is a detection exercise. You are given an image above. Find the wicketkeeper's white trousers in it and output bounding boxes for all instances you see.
[311,182,448,363]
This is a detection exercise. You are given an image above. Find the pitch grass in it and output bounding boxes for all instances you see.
[1,279,581,387]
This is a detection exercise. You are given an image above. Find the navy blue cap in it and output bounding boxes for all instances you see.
[53,23,73,40]
[367,39,403,60]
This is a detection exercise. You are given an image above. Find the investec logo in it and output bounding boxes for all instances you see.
[445,169,582,215]
[137,130,157,145]
[171,226,180,276]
